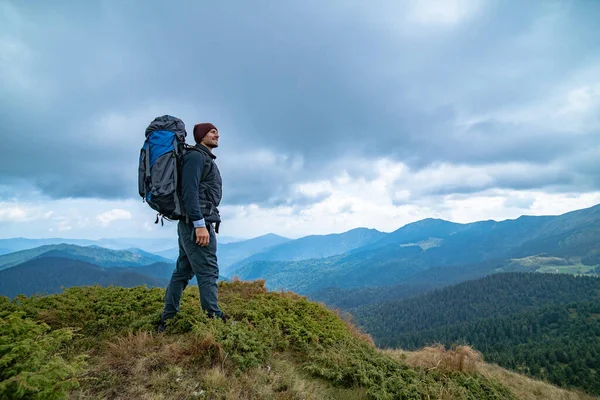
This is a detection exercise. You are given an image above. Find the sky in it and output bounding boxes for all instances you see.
[1,0,600,240]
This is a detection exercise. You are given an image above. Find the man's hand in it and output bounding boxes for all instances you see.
[195,227,210,247]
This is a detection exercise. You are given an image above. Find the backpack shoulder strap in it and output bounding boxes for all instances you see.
[181,145,213,181]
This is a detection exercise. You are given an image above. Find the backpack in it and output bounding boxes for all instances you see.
[138,115,210,225]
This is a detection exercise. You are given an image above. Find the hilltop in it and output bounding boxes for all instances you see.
[1,280,595,399]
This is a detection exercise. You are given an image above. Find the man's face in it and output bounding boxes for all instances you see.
[201,128,219,149]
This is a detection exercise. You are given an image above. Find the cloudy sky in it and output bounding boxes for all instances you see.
[1,0,599,240]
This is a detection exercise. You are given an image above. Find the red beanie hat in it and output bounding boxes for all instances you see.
[193,123,217,143]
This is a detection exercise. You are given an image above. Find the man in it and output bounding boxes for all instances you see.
[158,122,226,332]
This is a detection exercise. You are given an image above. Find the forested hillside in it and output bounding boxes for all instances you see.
[0,257,168,298]
[355,273,600,395]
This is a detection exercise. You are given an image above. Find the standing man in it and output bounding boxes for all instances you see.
[159,122,226,332]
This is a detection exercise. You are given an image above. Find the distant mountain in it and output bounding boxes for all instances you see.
[0,256,168,298]
[154,233,289,269]
[0,238,100,253]
[152,233,291,270]
[212,233,290,274]
[216,235,247,244]
[109,235,244,250]
[154,247,179,260]
[232,203,600,293]
[124,262,176,281]
[350,218,474,254]
[232,245,427,293]
[0,237,176,253]
[0,244,171,271]
[309,258,517,310]
[227,228,386,276]
[0,236,250,254]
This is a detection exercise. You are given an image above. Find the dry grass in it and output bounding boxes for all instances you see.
[223,277,268,299]
[386,345,599,400]
[386,343,482,373]
[215,356,368,400]
[178,333,225,367]
[70,330,368,400]
[102,331,171,372]
[479,363,599,400]
[71,331,228,399]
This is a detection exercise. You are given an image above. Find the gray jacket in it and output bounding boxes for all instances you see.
[181,144,222,227]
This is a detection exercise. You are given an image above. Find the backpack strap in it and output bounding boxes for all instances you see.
[180,145,215,224]
[143,141,151,200]
[201,154,213,181]
[183,145,213,181]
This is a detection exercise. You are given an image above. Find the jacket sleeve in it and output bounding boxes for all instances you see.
[181,150,206,227]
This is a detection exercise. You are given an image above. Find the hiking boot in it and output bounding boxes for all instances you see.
[157,319,167,333]
[220,312,229,323]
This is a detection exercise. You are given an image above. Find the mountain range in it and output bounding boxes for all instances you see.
[156,233,292,271]
[229,203,600,294]
[0,241,236,298]
[0,244,172,271]
[2,203,599,305]
[0,235,244,255]
[0,256,169,298]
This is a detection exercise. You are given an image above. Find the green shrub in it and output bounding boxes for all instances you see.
[0,281,518,399]
[0,312,86,399]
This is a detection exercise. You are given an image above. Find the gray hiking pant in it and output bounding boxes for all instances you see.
[161,220,222,321]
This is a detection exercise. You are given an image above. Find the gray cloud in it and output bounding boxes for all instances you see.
[1,0,599,207]
[504,195,536,209]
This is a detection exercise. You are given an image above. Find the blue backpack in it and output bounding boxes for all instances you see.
[138,115,208,225]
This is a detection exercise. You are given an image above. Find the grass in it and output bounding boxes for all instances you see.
[384,344,482,373]
[3,279,588,399]
[507,255,599,276]
[537,264,597,275]
[386,345,599,400]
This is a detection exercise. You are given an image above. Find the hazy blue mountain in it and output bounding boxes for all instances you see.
[129,262,228,285]
[153,233,291,268]
[233,203,600,294]
[0,237,171,253]
[94,238,177,252]
[0,238,99,253]
[108,235,244,251]
[214,233,291,274]
[0,244,172,271]
[154,247,180,260]
[215,235,247,244]
[122,261,175,281]
[0,236,245,255]
[0,254,230,299]
[0,256,168,298]
[233,244,428,293]
[350,218,473,254]
[227,228,387,276]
